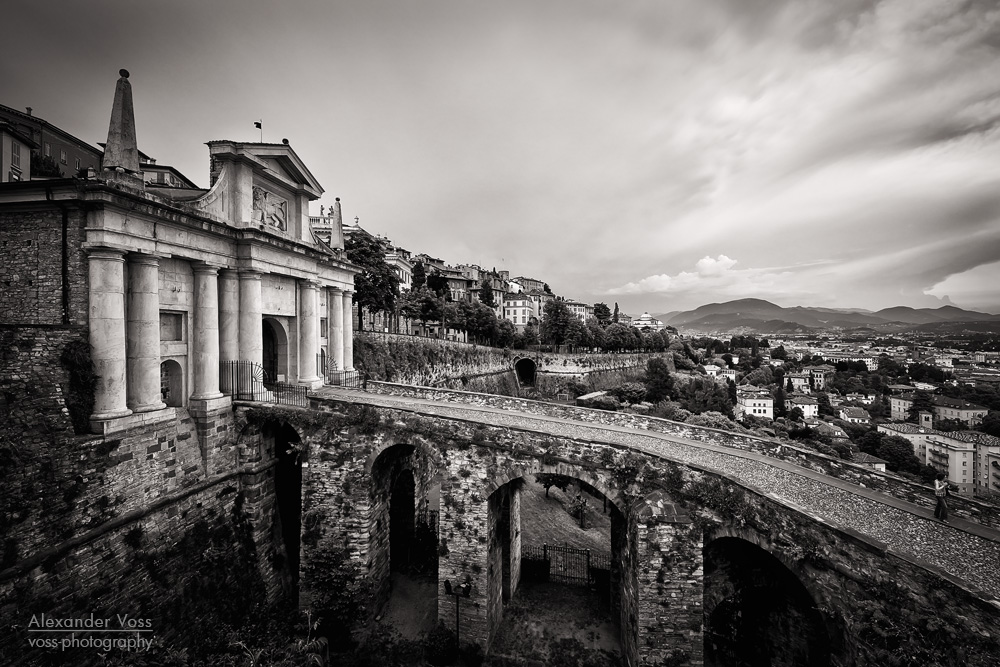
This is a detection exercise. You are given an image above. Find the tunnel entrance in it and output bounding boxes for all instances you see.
[369,444,441,640]
[514,358,536,386]
[704,537,831,667]
[271,423,302,602]
[488,473,623,663]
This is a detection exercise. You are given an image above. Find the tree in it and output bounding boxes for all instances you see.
[788,407,804,422]
[30,152,63,178]
[643,357,675,402]
[534,473,572,497]
[774,386,788,418]
[786,377,794,392]
[876,435,921,474]
[907,390,936,423]
[411,261,426,291]
[426,271,450,299]
[543,283,553,295]
[604,323,632,351]
[479,278,496,308]
[345,233,399,331]
[539,300,575,346]
[612,302,620,323]
[979,412,1000,437]
[593,302,612,324]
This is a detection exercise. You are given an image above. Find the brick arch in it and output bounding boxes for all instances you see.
[365,439,446,475]
[703,528,837,667]
[482,459,626,513]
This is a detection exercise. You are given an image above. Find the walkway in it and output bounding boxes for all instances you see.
[315,388,1000,602]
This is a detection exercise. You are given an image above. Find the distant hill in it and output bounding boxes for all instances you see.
[660,299,1000,334]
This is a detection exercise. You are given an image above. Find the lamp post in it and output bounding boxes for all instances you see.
[443,579,471,656]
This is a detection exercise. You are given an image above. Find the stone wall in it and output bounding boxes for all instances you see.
[0,206,88,326]
[366,382,1000,527]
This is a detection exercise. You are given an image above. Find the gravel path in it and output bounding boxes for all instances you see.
[321,389,1000,601]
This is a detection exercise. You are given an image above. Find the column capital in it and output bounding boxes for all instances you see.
[326,285,343,294]
[85,246,126,262]
[342,289,355,297]
[126,252,161,267]
[192,262,221,276]
[298,279,322,291]
[238,270,263,281]
[219,267,240,277]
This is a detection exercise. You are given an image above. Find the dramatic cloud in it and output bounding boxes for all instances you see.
[5,0,1000,313]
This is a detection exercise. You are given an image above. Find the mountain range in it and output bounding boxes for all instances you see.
[654,299,1000,334]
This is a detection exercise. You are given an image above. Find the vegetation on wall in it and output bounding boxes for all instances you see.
[60,339,97,435]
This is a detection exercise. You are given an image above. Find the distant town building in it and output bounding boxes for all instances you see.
[878,424,1000,497]
[736,385,773,421]
[852,452,888,473]
[839,407,871,424]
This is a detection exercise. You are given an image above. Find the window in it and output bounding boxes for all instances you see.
[60,149,67,164]
[11,142,20,168]
[75,157,80,170]
[44,142,51,157]
[321,318,328,338]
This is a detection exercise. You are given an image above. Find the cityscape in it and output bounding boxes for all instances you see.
[2,2,1000,667]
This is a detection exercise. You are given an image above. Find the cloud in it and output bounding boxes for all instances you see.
[607,256,815,302]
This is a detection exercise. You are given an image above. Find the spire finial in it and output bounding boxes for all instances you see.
[102,69,142,185]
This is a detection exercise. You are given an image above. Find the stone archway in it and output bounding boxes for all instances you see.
[159,359,184,407]
[514,357,536,386]
[704,536,832,667]
[262,317,288,381]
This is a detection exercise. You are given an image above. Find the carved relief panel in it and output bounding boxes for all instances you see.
[252,186,287,231]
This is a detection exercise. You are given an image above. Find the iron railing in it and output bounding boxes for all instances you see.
[220,360,309,407]
[521,543,611,586]
[323,356,364,388]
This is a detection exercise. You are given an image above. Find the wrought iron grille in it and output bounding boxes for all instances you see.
[220,360,309,407]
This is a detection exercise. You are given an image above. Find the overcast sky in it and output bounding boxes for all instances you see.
[5,0,999,315]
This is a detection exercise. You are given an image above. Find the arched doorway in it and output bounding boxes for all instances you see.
[486,472,624,662]
[159,359,184,407]
[704,536,831,667]
[514,358,536,386]
[262,318,288,381]
[271,423,302,602]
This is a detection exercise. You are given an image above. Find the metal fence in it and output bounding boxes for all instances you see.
[521,543,611,586]
[220,360,309,407]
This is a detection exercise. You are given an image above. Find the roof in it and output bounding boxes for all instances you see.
[0,121,39,148]
[933,395,988,411]
[853,453,888,465]
[841,407,870,419]
[790,396,819,405]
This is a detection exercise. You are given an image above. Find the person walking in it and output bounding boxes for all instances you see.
[933,473,949,523]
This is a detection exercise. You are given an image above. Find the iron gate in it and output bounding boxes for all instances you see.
[521,543,611,586]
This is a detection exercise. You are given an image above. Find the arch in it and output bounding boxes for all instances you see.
[390,470,416,572]
[513,357,536,386]
[482,460,626,515]
[262,317,289,381]
[704,535,832,667]
[159,359,184,407]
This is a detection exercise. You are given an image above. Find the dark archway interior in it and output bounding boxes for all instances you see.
[514,358,536,386]
[390,471,416,572]
[704,537,831,667]
[262,320,278,380]
[273,423,302,601]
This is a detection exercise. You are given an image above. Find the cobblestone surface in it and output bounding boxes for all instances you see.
[324,388,1000,602]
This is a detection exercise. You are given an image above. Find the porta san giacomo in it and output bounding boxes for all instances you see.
[0,70,360,650]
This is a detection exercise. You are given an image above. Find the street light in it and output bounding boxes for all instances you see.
[443,579,472,655]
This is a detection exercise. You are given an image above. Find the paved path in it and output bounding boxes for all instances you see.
[316,388,1000,602]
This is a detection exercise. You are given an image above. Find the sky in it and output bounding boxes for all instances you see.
[4,0,1000,315]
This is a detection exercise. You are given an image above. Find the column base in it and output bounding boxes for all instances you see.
[132,401,167,414]
[190,391,225,402]
[90,408,133,422]
[188,394,232,414]
[298,376,324,390]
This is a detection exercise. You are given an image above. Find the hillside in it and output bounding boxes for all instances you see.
[659,299,1000,333]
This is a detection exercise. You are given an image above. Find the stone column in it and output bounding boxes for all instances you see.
[126,254,165,412]
[327,287,344,371]
[342,290,354,371]
[191,263,222,400]
[298,280,321,384]
[239,271,263,367]
[88,248,132,422]
[218,269,239,393]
